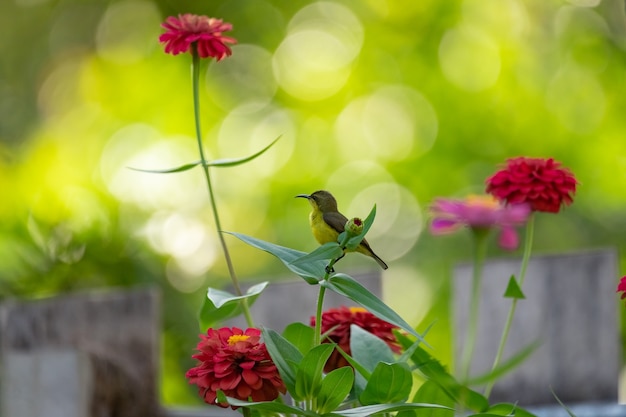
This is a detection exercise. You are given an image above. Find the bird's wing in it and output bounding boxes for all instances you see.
[323,211,349,234]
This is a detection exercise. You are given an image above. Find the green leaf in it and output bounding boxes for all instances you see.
[396,333,488,413]
[467,341,540,386]
[326,402,454,417]
[397,322,435,364]
[295,343,335,400]
[317,367,355,414]
[350,325,395,373]
[290,242,344,266]
[207,135,281,167]
[411,381,455,417]
[360,362,413,405]
[198,282,268,330]
[283,322,315,355]
[217,392,318,417]
[324,273,424,340]
[228,232,325,284]
[503,275,525,299]
[262,328,302,398]
[128,160,202,174]
[345,205,376,251]
[479,403,540,417]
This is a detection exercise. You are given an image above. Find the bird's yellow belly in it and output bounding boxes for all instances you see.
[310,211,339,244]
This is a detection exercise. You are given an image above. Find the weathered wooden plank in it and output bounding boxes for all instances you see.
[453,248,620,405]
[0,287,161,417]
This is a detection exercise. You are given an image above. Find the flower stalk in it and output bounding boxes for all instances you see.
[460,229,489,382]
[191,49,254,328]
[483,214,535,398]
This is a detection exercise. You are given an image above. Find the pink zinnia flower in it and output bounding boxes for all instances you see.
[429,195,530,250]
[185,327,286,408]
[617,276,626,300]
[159,14,236,60]
[485,157,577,213]
[310,306,401,373]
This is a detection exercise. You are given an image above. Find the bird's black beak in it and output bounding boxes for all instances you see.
[295,194,310,199]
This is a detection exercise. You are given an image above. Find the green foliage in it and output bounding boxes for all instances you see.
[503,275,526,299]
[198,281,268,330]
[6,0,624,410]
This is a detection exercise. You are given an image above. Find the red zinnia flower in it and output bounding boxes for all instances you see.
[485,157,577,213]
[617,276,626,300]
[185,327,286,408]
[429,195,530,250]
[159,14,236,60]
[310,306,401,373]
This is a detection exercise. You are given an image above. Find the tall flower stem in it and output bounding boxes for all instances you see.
[484,215,535,398]
[460,230,489,382]
[191,50,254,328]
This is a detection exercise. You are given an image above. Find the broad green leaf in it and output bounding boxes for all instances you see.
[290,242,343,266]
[411,381,455,417]
[350,325,395,373]
[228,232,325,284]
[198,282,268,330]
[317,367,354,414]
[503,275,525,299]
[467,341,540,386]
[480,403,537,417]
[345,205,376,251]
[332,343,371,396]
[360,362,412,405]
[467,406,537,417]
[216,392,318,417]
[262,328,302,398]
[324,274,423,340]
[326,402,454,417]
[128,160,202,174]
[396,333,488,413]
[283,322,315,355]
[295,344,335,400]
[208,136,280,167]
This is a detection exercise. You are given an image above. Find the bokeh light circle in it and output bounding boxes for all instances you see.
[100,123,205,210]
[346,182,423,262]
[334,85,438,161]
[95,0,161,64]
[273,2,363,101]
[439,25,501,91]
[206,44,277,111]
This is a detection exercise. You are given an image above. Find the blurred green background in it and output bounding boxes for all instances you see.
[2,0,625,405]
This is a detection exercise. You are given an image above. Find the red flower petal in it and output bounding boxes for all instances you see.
[159,14,237,60]
[486,157,577,213]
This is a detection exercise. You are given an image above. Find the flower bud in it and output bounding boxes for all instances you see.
[345,217,364,237]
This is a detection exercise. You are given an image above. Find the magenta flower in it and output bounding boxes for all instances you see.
[617,276,626,300]
[429,195,530,250]
[159,14,236,60]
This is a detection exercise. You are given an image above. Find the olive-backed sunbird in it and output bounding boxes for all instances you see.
[296,190,388,270]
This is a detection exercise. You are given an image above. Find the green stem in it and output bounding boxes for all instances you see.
[191,50,254,328]
[313,252,343,346]
[483,215,535,398]
[460,230,489,382]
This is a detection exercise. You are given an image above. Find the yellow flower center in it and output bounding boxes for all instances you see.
[227,334,251,345]
[349,307,367,314]
[465,194,499,209]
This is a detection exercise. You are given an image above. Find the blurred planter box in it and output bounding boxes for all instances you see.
[0,287,161,417]
[453,248,620,406]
